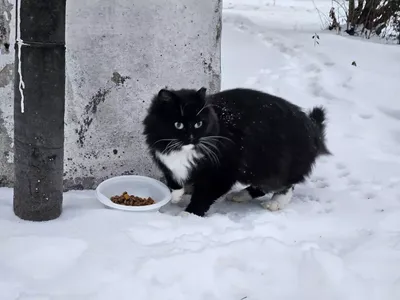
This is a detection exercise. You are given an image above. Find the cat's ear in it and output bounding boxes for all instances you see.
[196,87,207,99]
[158,89,175,102]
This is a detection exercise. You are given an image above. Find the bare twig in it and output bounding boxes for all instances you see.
[329,7,342,33]
[311,0,330,29]
[333,0,349,18]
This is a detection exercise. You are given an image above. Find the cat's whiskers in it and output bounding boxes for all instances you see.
[163,140,176,151]
[196,99,209,116]
[151,138,177,148]
[166,141,180,151]
[163,140,182,154]
[200,136,234,152]
[198,142,220,166]
[172,141,183,151]
[197,143,213,165]
[200,139,221,155]
[196,99,219,116]
[199,137,221,166]
[202,135,234,144]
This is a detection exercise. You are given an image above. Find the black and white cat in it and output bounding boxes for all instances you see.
[143,87,330,217]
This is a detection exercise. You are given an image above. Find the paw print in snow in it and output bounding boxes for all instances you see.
[311,176,329,188]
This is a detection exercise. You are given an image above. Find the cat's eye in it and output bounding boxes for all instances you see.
[174,122,184,130]
[194,121,203,129]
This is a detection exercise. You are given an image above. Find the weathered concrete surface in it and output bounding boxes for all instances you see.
[0,0,222,190]
[0,0,14,186]
[0,0,12,54]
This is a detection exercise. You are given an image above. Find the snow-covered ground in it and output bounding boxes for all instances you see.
[1,1,400,299]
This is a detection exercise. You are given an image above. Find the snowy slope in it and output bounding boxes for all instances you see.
[1,1,400,299]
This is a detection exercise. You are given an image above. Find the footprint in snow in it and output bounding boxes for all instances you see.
[379,107,400,121]
[387,179,400,189]
[338,170,350,178]
[347,178,361,187]
[365,192,376,200]
[318,207,334,214]
[311,176,325,182]
[0,237,87,280]
[335,163,358,183]
[358,113,373,120]
[304,64,322,74]
[316,181,329,189]
[311,176,329,188]
[336,163,346,170]
[391,131,400,145]
[324,61,335,67]
[295,193,315,203]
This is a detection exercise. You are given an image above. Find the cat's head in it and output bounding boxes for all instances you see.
[143,87,219,153]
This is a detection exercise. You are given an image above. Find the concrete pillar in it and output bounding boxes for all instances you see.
[0,0,222,190]
[0,0,14,187]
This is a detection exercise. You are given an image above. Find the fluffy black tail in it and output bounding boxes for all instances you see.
[308,106,331,156]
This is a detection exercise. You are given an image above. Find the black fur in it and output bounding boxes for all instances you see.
[143,87,330,216]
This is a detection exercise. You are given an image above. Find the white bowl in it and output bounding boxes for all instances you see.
[95,175,171,212]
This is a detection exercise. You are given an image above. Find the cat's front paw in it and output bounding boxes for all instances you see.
[171,188,185,204]
[261,200,282,211]
[227,190,252,203]
[261,189,292,211]
[178,211,191,218]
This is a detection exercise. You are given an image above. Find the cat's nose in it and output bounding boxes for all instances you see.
[189,134,194,141]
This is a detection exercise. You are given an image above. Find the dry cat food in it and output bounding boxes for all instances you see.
[110,191,155,206]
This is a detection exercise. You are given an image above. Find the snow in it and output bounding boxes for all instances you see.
[379,13,400,44]
[1,0,400,299]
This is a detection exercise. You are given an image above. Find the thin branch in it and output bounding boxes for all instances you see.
[311,0,331,29]
[333,0,349,18]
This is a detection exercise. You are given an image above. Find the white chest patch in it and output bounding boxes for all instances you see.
[156,144,203,184]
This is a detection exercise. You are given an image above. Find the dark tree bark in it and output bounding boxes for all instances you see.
[348,0,356,28]
[13,0,66,221]
[398,18,400,43]
[373,0,400,27]
[354,0,365,25]
[357,0,379,30]
[344,0,400,40]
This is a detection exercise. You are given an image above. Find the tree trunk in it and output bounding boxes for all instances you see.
[358,0,380,30]
[13,0,66,221]
[373,0,400,28]
[354,0,365,29]
[348,0,356,28]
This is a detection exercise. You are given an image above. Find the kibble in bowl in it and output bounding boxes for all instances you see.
[110,191,155,206]
[96,175,172,212]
